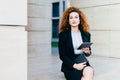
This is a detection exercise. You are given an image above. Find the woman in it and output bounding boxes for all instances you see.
[58,6,94,80]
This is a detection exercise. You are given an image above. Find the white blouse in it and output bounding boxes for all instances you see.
[71,30,83,54]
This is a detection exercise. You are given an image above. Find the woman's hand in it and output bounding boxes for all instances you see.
[73,62,86,70]
[82,47,90,54]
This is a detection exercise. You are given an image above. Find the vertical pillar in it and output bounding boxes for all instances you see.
[27,0,52,80]
[0,0,27,80]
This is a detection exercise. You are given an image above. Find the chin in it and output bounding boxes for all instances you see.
[71,25,78,27]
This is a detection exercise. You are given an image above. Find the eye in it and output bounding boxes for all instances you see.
[69,16,73,19]
[75,16,79,19]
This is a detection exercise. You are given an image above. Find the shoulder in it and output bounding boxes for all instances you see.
[83,32,91,40]
[81,29,91,37]
[59,30,70,37]
[58,30,70,43]
[84,32,91,37]
[81,30,91,42]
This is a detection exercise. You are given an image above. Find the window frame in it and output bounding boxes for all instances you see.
[52,0,68,40]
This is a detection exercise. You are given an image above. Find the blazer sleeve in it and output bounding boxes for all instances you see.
[58,32,74,68]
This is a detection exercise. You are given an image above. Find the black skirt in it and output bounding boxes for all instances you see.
[63,62,90,80]
[64,70,82,80]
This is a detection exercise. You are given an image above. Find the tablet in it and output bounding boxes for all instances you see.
[74,54,88,63]
[77,42,93,49]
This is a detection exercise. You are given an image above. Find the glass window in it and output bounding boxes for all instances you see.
[52,19,59,38]
[52,2,59,17]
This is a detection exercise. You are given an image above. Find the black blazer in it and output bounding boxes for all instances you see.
[58,29,91,72]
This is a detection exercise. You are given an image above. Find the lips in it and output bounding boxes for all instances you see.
[72,22,76,24]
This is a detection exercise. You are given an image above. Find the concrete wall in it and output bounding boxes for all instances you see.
[70,0,120,58]
[0,0,27,80]
[0,26,27,80]
[0,0,27,25]
[27,0,52,80]
[27,0,52,57]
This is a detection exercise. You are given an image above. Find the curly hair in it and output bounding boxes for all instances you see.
[59,6,90,33]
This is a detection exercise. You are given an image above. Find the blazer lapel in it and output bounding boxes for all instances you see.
[80,29,85,42]
[67,30,74,53]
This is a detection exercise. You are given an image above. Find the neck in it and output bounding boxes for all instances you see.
[71,26,79,32]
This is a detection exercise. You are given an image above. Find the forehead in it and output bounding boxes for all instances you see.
[69,12,79,16]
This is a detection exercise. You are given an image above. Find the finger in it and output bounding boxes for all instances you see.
[85,48,89,50]
[82,48,86,50]
[86,48,89,50]
[83,65,87,69]
[83,48,89,52]
[83,65,86,67]
[82,62,86,64]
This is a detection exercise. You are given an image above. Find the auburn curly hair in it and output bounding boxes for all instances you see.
[59,6,90,33]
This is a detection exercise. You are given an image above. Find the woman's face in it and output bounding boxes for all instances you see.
[69,12,80,27]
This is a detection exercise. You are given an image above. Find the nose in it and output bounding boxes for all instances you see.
[72,21,75,23]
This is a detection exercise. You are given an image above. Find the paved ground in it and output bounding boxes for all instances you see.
[28,48,120,80]
[89,56,120,80]
[28,54,64,80]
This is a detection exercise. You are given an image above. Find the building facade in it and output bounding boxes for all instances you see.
[28,1,120,79]
[70,0,120,58]
[1,0,120,80]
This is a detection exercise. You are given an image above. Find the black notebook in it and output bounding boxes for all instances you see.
[77,42,93,49]
[74,54,88,63]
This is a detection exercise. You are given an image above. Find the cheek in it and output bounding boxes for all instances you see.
[77,20,80,24]
[77,20,80,25]
[69,19,73,24]
[77,18,80,23]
